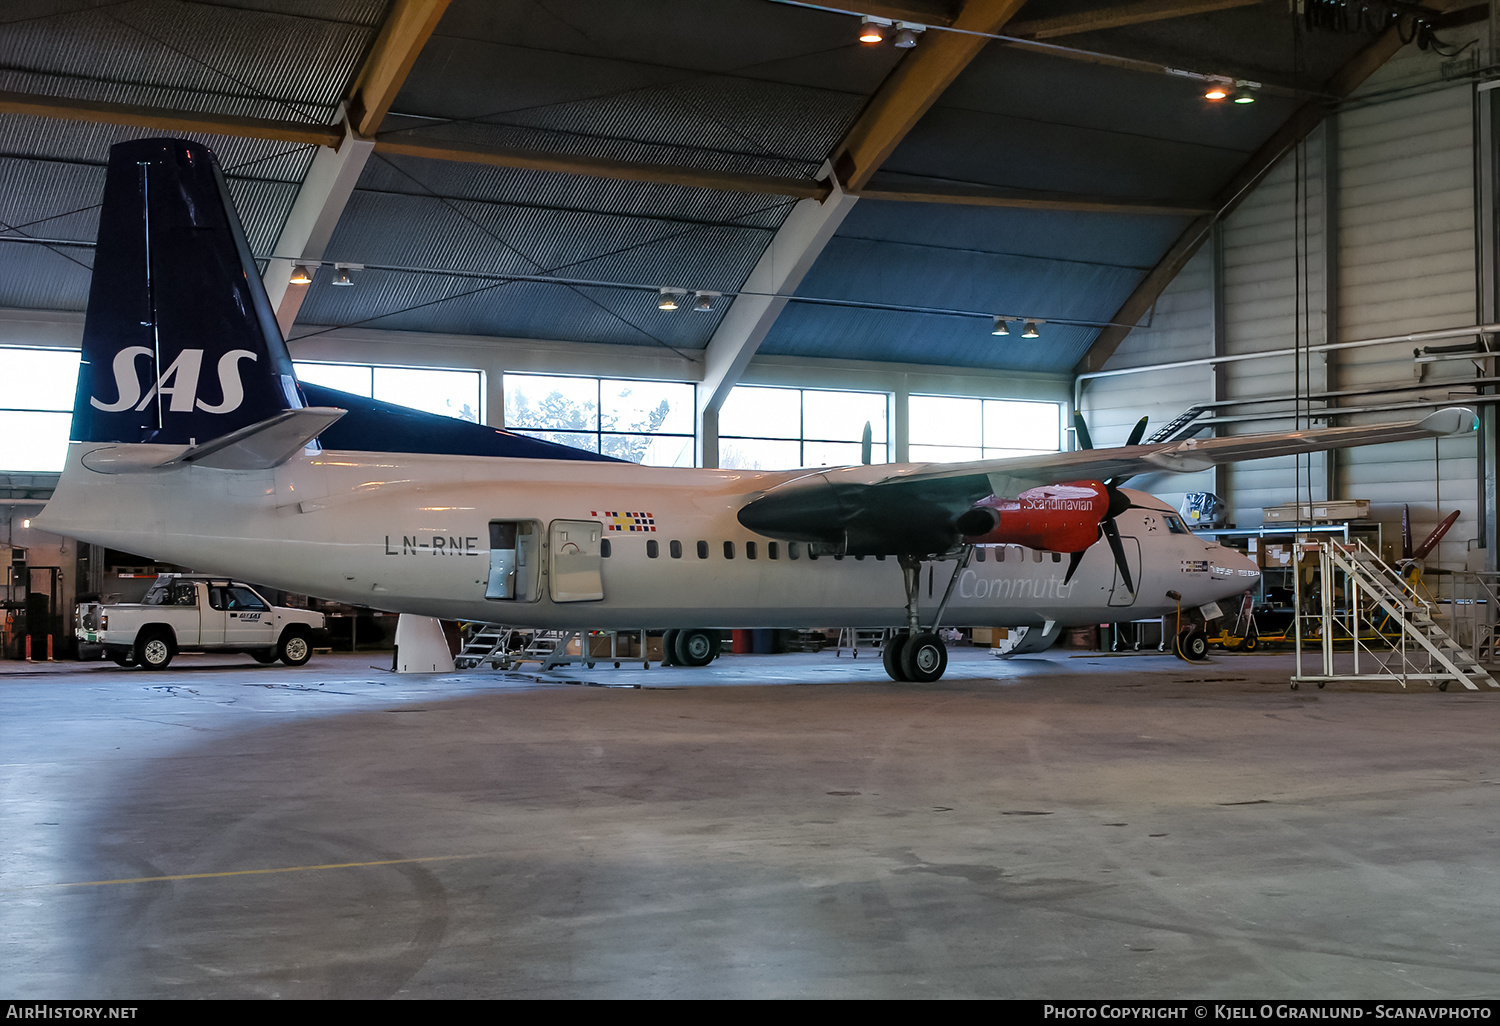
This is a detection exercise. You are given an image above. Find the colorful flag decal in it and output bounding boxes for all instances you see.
[592,510,657,532]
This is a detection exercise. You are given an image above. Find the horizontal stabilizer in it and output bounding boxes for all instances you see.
[178,407,346,470]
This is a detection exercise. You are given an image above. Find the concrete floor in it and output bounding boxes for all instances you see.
[1,646,1496,999]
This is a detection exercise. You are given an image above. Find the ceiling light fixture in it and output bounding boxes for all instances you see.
[694,291,716,312]
[658,288,681,311]
[858,16,888,43]
[289,264,313,285]
[331,266,354,287]
[892,23,923,48]
[991,316,1010,336]
[1022,320,1041,339]
[1203,79,1230,101]
[1232,80,1259,104]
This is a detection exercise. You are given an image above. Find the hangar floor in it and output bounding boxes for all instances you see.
[2,647,1496,999]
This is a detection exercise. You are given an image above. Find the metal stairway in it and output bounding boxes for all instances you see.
[454,623,514,669]
[1295,538,1498,691]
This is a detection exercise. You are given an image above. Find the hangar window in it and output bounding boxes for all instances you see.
[908,396,1061,463]
[503,374,695,467]
[294,361,482,423]
[719,386,889,470]
[0,347,80,472]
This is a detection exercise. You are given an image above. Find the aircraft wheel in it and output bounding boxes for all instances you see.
[278,630,312,667]
[675,628,718,667]
[1177,627,1209,662]
[882,632,909,681]
[135,629,174,670]
[881,632,909,680]
[900,631,948,683]
[661,629,679,667]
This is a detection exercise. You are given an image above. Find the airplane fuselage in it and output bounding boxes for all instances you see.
[42,445,1260,630]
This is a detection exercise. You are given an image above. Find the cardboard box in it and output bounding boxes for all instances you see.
[1263,499,1370,522]
[971,627,995,646]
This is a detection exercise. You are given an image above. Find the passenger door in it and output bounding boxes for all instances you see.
[486,520,542,601]
[548,520,604,602]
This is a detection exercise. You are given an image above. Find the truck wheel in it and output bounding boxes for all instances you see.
[135,629,174,670]
[251,649,277,664]
[278,630,312,667]
[111,651,136,668]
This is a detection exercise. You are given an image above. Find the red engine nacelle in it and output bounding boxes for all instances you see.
[955,480,1111,553]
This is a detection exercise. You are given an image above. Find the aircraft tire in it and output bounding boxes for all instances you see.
[278,629,312,667]
[135,629,174,670]
[882,632,909,681]
[1177,627,1209,662]
[675,628,718,667]
[900,631,947,683]
[661,629,679,666]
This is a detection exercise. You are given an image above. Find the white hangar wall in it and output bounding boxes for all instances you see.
[1080,33,1489,571]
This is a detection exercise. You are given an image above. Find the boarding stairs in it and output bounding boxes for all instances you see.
[454,623,515,669]
[1294,538,1498,691]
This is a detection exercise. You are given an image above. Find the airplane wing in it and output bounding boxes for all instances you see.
[737,407,1477,556]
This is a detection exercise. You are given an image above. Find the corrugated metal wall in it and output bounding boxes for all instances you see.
[1083,35,1486,570]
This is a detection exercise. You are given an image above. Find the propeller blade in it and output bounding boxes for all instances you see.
[1411,510,1461,561]
[1073,411,1094,451]
[861,421,872,466]
[1102,519,1135,596]
[1125,415,1149,447]
[1063,549,1086,586]
[1402,504,1412,561]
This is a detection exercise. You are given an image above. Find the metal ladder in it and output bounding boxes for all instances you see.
[1295,538,1498,691]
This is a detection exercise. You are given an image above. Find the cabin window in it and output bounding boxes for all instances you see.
[768,542,779,560]
[974,547,985,563]
[809,548,819,560]
[1052,551,1061,562]
[875,554,886,561]
[697,540,709,559]
[834,553,844,561]
[723,541,735,559]
[788,542,800,560]
[601,539,611,558]
[670,540,682,559]
[646,540,659,558]
[996,546,1005,562]
[854,554,864,561]
[1033,549,1043,563]
[746,541,757,559]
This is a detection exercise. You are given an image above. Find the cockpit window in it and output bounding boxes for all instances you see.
[1164,515,1191,535]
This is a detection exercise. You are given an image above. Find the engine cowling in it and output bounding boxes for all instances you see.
[954,480,1111,553]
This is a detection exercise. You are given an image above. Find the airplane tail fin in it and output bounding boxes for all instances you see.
[71,137,308,449]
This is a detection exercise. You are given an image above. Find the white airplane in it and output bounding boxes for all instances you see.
[35,139,1476,681]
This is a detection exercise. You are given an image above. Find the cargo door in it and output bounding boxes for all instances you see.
[486,520,541,601]
[549,520,604,602]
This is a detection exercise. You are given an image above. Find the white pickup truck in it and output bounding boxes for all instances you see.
[77,574,327,669]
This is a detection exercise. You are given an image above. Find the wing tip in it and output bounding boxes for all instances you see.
[1420,407,1478,436]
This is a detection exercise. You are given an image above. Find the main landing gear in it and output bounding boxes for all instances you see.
[882,547,973,683]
